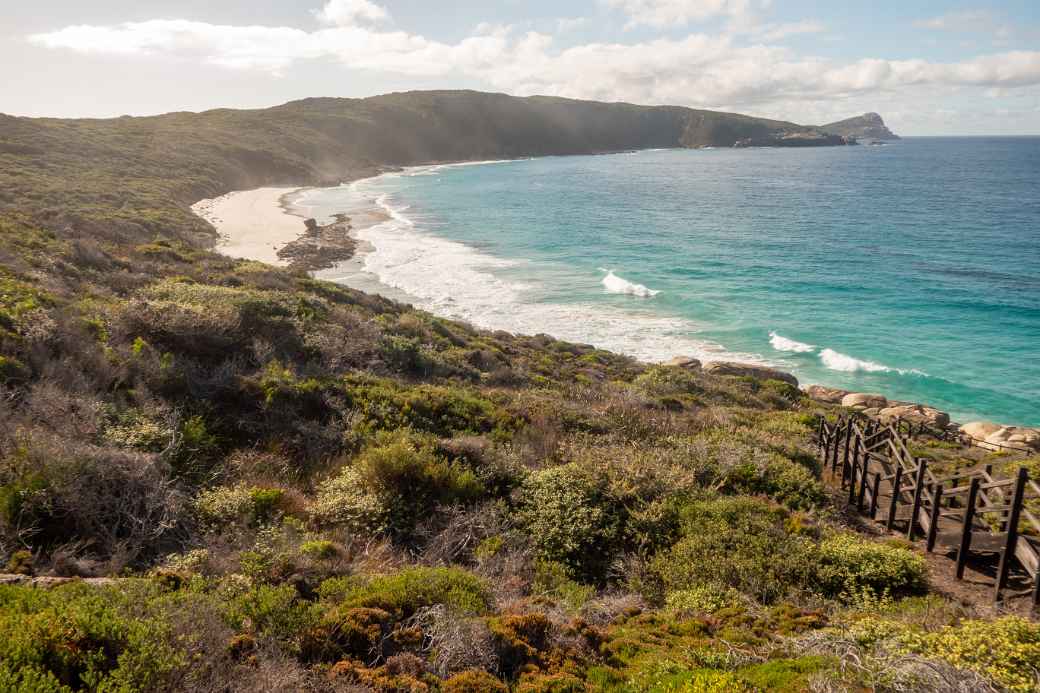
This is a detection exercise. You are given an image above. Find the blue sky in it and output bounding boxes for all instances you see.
[4,1,1039,134]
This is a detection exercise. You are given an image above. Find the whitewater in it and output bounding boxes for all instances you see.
[298,141,1040,427]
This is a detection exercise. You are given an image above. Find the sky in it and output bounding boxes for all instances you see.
[3,1,1040,134]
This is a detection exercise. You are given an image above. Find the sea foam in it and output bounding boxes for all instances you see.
[316,181,765,365]
[768,332,815,353]
[818,348,925,376]
[599,269,661,298]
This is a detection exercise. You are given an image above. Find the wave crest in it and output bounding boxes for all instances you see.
[769,332,815,353]
[600,269,660,298]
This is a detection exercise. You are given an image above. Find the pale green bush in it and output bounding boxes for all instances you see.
[519,463,622,582]
[815,533,927,598]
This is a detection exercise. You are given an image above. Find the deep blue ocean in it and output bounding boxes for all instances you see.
[300,138,1040,426]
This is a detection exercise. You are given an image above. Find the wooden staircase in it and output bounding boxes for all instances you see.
[818,414,1040,607]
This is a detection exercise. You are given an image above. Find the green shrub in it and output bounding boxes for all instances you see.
[443,669,509,693]
[322,567,491,619]
[225,584,318,649]
[664,585,739,615]
[532,560,595,611]
[310,465,388,534]
[0,356,28,384]
[5,550,33,576]
[0,582,184,692]
[101,408,172,452]
[908,616,1040,693]
[850,615,1040,693]
[313,431,483,537]
[519,463,622,582]
[653,496,816,603]
[299,540,338,561]
[342,375,514,438]
[815,533,927,598]
[194,483,285,527]
[722,453,826,510]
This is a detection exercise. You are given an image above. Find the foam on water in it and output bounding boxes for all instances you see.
[599,269,661,298]
[769,332,815,353]
[819,348,926,376]
[296,141,1040,426]
[321,182,765,365]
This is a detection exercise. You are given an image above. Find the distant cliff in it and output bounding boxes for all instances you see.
[821,112,899,140]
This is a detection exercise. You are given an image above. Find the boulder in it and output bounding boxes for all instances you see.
[982,426,1040,452]
[841,393,888,410]
[878,404,950,429]
[664,356,702,370]
[702,361,798,387]
[805,385,849,404]
[960,421,1002,441]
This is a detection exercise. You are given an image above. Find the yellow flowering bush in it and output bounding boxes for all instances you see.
[909,617,1040,693]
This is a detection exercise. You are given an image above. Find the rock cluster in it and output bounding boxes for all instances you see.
[878,404,950,429]
[959,422,1040,452]
[702,361,798,387]
[803,382,1039,452]
[664,356,701,370]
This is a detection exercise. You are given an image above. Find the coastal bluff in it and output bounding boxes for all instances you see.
[0,90,880,248]
[821,112,900,140]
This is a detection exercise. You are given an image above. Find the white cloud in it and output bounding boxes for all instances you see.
[915,10,995,32]
[603,0,759,29]
[556,17,588,32]
[751,20,825,42]
[315,0,390,26]
[26,8,1040,118]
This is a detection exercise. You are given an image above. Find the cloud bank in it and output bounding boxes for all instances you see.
[26,1,1040,121]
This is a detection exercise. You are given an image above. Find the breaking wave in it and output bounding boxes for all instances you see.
[599,269,661,298]
[768,332,815,353]
[819,348,926,376]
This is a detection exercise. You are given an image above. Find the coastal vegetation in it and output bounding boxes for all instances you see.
[0,92,1035,692]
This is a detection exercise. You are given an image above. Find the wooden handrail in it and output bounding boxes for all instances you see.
[817,413,1040,607]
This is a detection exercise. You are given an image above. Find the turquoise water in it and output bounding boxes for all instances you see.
[301,139,1040,426]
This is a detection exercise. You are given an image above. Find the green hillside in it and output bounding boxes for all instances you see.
[0,92,1033,693]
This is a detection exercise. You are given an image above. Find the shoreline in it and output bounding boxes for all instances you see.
[189,169,1039,448]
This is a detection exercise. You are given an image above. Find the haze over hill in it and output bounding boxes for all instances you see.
[0,90,868,245]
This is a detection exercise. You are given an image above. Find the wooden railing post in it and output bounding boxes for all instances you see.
[843,422,853,480]
[907,459,927,539]
[869,472,881,520]
[887,465,903,531]
[926,483,943,552]
[995,467,1028,603]
[856,454,869,512]
[956,477,980,579]
[848,448,858,503]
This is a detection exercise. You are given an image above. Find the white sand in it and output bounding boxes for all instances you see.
[191,187,306,266]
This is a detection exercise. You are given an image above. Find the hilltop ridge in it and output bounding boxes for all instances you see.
[0,90,866,245]
[821,112,900,140]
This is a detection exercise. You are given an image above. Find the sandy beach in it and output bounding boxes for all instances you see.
[191,187,306,266]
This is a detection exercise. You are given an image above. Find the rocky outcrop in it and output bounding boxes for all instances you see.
[733,131,855,148]
[960,422,1040,452]
[0,574,119,588]
[820,113,900,140]
[805,385,849,404]
[664,356,702,370]
[959,421,1002,441]
[980,427,1040,452]
[277,213,356,272]
[878,404,950,429]
[703,362,798,387]
[841,393,888,410]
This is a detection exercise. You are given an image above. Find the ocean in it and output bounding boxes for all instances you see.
[297,138,1040,427]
